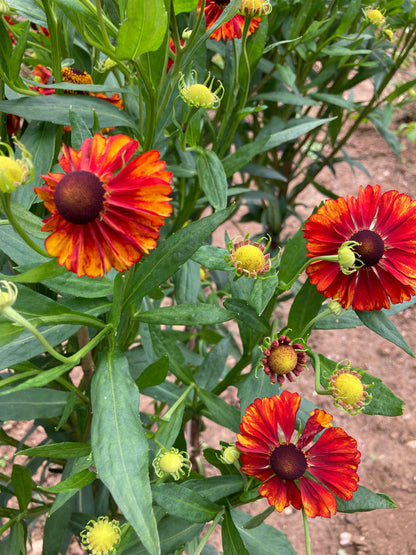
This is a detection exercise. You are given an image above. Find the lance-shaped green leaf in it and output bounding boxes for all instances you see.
[196,149,228,211]
[222,118,334,177]
[277,226,308,290]
[286,278,325,339]
[39,468,96,493]
[134,303,236,326]
[91,351,160,555]
[231,509,296,555]
[356,309,415,358]
[0,389,69,420]
[0,95,135,129]
[174,0,198,14]
[17,442,91,459]
[116,0,168,59]
[152,483,221,523]
[123,206,233,307]
[198,389,240,432]
[336,485,395,512]
[222,509,250,555]
[223,298,269,335]
[11,465,32,512]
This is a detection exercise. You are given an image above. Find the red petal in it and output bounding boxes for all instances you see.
[259,475,302,512]
[299,477,337,518]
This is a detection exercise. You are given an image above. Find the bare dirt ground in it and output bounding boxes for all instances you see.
[1,122,416,555]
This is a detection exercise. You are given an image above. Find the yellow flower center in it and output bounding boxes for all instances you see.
[182,84,216,108]
[267,344,298,375]
[367,9,385,26]
[233,244,265,274]
[54,170,105,225]
[0,157,27,192]
[158,452,183,475]
[333,373,364,406]
[84,519,120,554]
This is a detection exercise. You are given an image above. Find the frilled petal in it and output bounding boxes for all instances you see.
[200,0,260,41]
[240,452,274,481]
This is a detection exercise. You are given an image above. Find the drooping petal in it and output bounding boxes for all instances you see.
[259,475,302,512]
[299,477,337,518]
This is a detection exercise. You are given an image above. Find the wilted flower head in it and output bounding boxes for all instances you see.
[259,334,307,384]
[81,516,120,555]
[179,70,224,109]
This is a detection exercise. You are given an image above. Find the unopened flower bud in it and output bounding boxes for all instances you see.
[182,27,192,41]
[0,1,10,15]
[0,138,33,192]
[328,300,342,316]
[220,444,240,464]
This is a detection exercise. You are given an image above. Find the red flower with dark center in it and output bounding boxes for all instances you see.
[236,391,361,518]
[35,134,172,278]
[198,0,260,41]
[303,185,416,310]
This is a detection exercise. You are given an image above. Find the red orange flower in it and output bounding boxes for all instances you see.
[198,0,260,41]
[35,134,172,278]
[303,185,416,310]
[236,391,360,518]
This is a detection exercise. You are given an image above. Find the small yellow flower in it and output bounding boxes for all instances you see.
[152,447,192,480]
[81,516,121,555]
[227,233,278,278]
[328,361,371,415]
[179,71,224,109]
[0,138,33,192]
[365,7,385,26]
[239,0,272,16]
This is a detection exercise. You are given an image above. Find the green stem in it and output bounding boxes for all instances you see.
[193,508,225,555]
[309,350,330,396]
[2,304,112,366]
[0,194,50,258]
[161,383,196,422]
[94,0,115,53]
[299,308,332,339]
[40,0,62,84]
[302,507,312,555]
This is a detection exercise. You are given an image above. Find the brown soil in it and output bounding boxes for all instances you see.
[2,126,416,555]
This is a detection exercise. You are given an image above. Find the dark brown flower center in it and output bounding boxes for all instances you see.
[54,170,105,225]
[267,345,298,375]
[350,230,384,267]
[214,0,230,6]
[270,443,307,481]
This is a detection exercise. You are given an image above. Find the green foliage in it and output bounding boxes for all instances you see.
[0,0,415,553]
